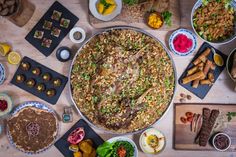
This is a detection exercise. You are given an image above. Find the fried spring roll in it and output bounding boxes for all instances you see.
[200,79,212,85]
[208,72,214,82]
[192,79,200,88]
[203,60,212,76]
[182,71,205,84]
[193,48,211,65]
[187,66,198,76]
[210,63,216,70]
[197,62,204,67]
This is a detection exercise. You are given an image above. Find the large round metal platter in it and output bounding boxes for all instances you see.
[69,26,177,134]
[7,101,59,155]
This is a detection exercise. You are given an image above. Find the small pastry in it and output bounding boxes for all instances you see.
[43,20,52,30]
[52,78,61,87]
[51,27,61,37]
[20,62,30,71]
[26,79,36,88]
[16,74,25,83]
[41,38,52,48]
[34,30,44,39]
[42,73,51,82]
[60,18,70,28]
[51,10,62,21]
[46,89,56,97]
[32,67,41,76]
[35,83,45,92]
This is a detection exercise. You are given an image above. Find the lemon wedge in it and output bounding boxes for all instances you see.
[0,43,11,56]
[7,51,21,65]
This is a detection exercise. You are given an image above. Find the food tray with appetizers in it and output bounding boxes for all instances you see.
[11,56,68,104]
[25,1,79,57]
[178,42,228,99]
[174,103,236,151]
[55,119,104,157]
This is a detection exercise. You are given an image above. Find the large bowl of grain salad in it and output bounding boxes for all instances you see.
[69,26,176,134]
[191,0,236,44]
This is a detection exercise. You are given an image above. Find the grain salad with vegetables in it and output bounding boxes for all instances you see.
[193,0,235,42]
[70,29,175,133]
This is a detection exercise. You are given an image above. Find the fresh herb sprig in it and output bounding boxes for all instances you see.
[226,112,236,122]
[123,0,138,5]
[161,11,172,27]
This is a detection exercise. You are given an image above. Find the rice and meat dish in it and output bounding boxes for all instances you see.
[193,0,235,42]
[70,29,175,133]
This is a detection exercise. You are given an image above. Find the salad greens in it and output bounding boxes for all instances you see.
[122,0,138,5]
[97,141,135,157]
[161,11,172,27]
[226,112,236,122]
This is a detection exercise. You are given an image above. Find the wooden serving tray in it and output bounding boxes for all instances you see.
[89,0,180,30]
[174,103,236,151]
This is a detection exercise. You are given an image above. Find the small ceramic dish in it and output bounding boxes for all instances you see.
[69,27,86,44]
[0,93,13,118]
[139,128,166,154]
[107,136,138,157]
[212,133,231,152]
[169,28,197,56]
[0,63,5,85]
[89,0,122,21]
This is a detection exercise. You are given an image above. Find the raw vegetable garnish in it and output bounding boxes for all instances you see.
[161,11,172,26]
[226,112,236,122]
[97,141,135,157]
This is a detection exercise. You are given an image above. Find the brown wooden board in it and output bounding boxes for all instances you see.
[174,103,236,151]
[89,0,180,30]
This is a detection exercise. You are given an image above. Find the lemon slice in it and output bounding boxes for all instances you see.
[7,51,21,65]
[0,43,11,56]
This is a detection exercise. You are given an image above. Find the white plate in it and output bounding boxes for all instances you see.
[169,28,197,56]
[107,136,138,157]
[0,63,5,85]
[89,0,122,21]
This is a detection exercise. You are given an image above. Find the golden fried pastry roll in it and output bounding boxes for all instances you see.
[182,71,205,84]
[193,48,211,65]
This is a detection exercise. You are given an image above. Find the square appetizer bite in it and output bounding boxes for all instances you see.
[51,10,62,21]
[43,20,53,30]
[41,38,52,48]
[51,27,61,37]
[33,30,44,39]
[60,18,70,28]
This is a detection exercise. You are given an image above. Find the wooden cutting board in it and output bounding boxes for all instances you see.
[89,0,180,30]
[174,103,236,151]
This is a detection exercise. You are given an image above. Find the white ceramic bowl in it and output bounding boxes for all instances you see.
[89,0,122,21]
[212,133,231,152]
[107,136,138,157]
[139,128,166,154]
[191,0,236,45]
[169,28,197,56]
[69,27,86,44]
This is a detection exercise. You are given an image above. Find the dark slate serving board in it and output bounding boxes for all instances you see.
[25,1,79,57]
[11,56,68,104]
[54,119,104,157]
[178,42,228,99]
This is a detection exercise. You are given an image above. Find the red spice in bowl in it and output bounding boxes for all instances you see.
[173,34,193,53]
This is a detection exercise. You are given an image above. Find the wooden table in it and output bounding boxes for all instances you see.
[0,0,236,157]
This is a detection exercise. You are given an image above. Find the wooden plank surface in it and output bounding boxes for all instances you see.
[89,0,181,30]
[174,103,236,151]
[0,0,236,157]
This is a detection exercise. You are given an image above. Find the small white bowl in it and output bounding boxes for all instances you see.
[212,133,231,152]
[107,136,138,157]
[69,27,86,44]
[89,0,122,21]
[169,28,197,56]
[139,128,166,154]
